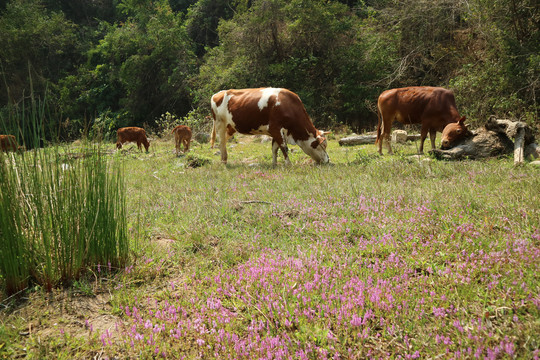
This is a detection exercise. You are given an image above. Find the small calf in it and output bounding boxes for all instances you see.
[0,135,24,152]
[116,127,150,152]
[172,125,192,154]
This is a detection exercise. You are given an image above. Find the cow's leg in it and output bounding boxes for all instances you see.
[429,129,437,150]
[215,122,229,163]
[271,139,290,166]
[269,127,291,166]
[378,110,393,155]
[383,133,393,155]
[137,141,142,151]
[419,126,429,153]
[378,136,393,155]
[271,140,280,166]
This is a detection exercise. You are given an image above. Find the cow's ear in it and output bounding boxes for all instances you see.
[318,130,330,135]
[458,116,466,125]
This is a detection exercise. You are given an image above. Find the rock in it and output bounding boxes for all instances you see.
[392,130,408,144]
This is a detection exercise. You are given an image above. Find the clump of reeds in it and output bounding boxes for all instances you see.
[0,98,128,296]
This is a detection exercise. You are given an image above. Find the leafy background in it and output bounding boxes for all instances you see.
[1,0,538,139]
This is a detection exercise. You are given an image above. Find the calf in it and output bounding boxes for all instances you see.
[116,127,150,152]
[172,125,192,154]
[0,135,24,152]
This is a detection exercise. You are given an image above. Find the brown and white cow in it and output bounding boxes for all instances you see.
[172,125,192,154]
[376,86,466,154]
[0,135,24,152]
[210,88,329,165]
[116,127,150,152]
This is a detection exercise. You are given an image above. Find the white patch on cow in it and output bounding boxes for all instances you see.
[211,91,236,131]
[258,88,281,110]
[282,128,297,145]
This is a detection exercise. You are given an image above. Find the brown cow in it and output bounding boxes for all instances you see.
[0,135,24,152]
[210,88,329,165]
[172,125,192,154]
[376,86,465,154]
[116,127,150,152]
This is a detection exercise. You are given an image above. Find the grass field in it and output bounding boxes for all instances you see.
[1,134,539,359]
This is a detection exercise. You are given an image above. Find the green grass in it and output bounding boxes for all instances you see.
[1,135,539,358]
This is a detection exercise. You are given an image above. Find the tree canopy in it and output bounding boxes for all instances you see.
[0,0,538,139]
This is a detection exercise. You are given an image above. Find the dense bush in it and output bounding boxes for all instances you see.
[0,0,537,136]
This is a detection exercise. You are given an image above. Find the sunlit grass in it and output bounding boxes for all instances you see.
[1,134,539,358]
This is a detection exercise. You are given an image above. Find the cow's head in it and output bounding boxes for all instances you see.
[441,117,471,149]
[307,130,330,164]
[143,138,150,152]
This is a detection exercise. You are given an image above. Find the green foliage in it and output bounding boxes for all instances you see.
[185,0,235,55]
[0,0,538,138]
[449,0,539,126]
[196,0,394,129]
[59,1,197,128]
[155,109,210,139]
[0,0,78,104]
[90,110,130,141]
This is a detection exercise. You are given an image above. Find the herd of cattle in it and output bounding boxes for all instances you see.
[0,86,511,163]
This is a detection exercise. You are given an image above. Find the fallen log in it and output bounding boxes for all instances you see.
[486,117,535,165]
[338,133,421,146]
[338,135,376,146]
[514,126,525,165]
[431,117,538,163]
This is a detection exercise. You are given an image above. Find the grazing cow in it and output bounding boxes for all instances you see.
[116,127,150,152]
[0,135,24,152]
[172,125,192,154]
[210,88,329,165]
[376,86,466,154]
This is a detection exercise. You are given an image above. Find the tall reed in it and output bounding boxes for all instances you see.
[0,98,128,296]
